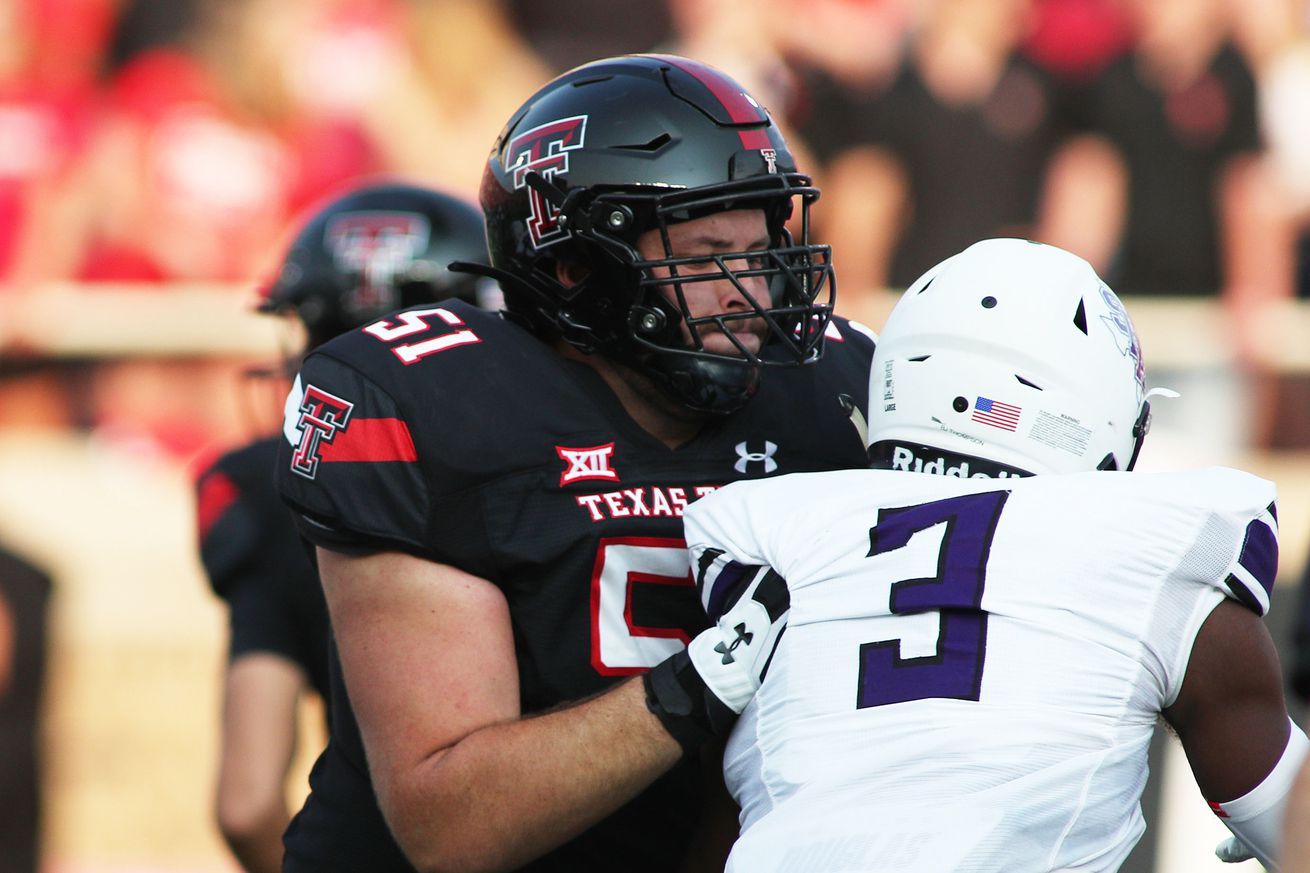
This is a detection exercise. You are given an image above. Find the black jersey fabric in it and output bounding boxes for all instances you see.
[196,437,331,699]
[275,301,877,871]
[0,545,51,873]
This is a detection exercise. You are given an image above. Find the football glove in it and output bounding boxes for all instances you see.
[643,564,789,755]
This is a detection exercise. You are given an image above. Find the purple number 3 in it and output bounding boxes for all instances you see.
[857,490,1010,708]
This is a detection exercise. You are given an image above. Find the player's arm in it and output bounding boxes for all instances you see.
[215,653,306,873]
[196,459,309,873]
[321,547,684,873]
[1162,599,1308,868]
[323,544,781,873]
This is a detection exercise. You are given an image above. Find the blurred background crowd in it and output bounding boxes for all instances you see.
[0,0,1309,871]
[0,0,1307,454]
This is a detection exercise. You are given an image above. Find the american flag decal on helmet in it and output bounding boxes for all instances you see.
[971,396,1022,432]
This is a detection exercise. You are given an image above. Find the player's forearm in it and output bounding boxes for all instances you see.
[219,808,291,873]
[384,676,683,873]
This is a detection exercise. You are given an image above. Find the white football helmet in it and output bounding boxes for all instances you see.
[868,238,1154,477]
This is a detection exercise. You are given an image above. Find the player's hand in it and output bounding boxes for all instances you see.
[643,564,789,755]
[686,564,789,714]
[1214,835,1255,863]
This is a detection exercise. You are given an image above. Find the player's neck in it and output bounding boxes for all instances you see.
[555,342,708,449]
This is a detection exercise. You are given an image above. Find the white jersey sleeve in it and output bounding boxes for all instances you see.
[684,466,1278,873]
[685,476,795,620]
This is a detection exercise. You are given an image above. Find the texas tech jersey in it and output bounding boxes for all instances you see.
[685,467,1278,873]
[196,437,330,698]
[275,300,876,872]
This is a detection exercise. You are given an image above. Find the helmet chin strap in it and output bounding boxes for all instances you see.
[1125,387,1182,471]
[643,351,761,414]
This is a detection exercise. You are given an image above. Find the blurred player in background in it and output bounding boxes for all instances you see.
[684,238,1305,871]
[274,54,876,873]
[0,542,52,873]
[193,180,491,873]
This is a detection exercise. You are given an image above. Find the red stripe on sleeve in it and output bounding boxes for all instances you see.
[196,471,240,542]
[320,418,418,463]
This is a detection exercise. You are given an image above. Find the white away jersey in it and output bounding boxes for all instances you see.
[683,467,1278,873]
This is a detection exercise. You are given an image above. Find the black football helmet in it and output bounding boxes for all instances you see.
[470,54,835,414]
[260,181,492,349]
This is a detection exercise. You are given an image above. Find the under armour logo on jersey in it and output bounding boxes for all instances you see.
[557,443,619,486]
[734,441,778,474]
[714,623,754,663]
[290,384,355,480]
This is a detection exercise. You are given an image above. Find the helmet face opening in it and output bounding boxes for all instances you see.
[631,227,833,368]
[479,54,834,413]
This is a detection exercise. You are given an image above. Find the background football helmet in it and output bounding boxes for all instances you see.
[473,53,834,414]
[260,181,492,349]
[867,238,1154,476]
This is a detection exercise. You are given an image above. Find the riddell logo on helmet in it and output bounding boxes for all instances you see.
[890,445,1022,479]
[507,115,588,249]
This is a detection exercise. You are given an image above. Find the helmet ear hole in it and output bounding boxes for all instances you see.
[555,259,591,288]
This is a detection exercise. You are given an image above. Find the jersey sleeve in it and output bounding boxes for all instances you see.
[222,564,310,668]
[1201,470,1280,617]
[1151,469,1279,706]
[275,352,432,557]
[1156,468,1280,617]
[195,457,261,597]
[684,478,789,621]
[1218,501,1279,616]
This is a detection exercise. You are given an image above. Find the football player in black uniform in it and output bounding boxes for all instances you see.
[275,55,878,873]
[194,181,490,873]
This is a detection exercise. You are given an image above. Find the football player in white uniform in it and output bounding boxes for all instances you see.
[683,238,1306,872]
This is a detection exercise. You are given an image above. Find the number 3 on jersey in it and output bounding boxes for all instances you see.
[363,308,481,364]
[858,490,1009,708]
